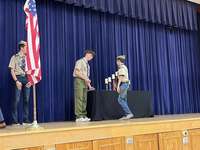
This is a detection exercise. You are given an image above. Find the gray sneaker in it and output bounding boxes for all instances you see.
[119,114,134,120]
[22,123,32,126]
[126,114,134,119]
[76,117,85,122]
[83,117,91,122]
[76,117,91,122]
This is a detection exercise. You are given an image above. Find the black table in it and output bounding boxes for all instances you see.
[87,90,154,121]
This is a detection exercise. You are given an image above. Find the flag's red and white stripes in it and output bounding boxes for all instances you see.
[24,0,41,85]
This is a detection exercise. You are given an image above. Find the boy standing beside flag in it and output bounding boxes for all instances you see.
[8,41,32,125]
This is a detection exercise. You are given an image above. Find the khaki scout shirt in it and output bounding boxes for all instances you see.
[117,64,129,82]
[73,58,90,79]
[8,52,26,76]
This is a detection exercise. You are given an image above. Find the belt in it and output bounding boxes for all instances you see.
[16,74,26,77]
[121,81,129,84]
[74,77,84,81]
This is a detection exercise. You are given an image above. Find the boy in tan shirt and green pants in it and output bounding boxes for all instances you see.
[73,50,95,122]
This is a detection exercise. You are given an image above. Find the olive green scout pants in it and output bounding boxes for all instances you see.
[74,78,88,118]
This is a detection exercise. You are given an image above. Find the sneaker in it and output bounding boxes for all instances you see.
[119,116,127,120]
[22,122,32,126]
[76,117,86,122]
[76,117,91,122]
[11,123,21,126]
[119,114,134,120]
[83,116,91,122]
[126,114,134,119]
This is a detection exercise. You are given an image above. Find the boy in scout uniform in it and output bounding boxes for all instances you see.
[73,50,95,122]
[8,41,32,125]
[116,55,133,120]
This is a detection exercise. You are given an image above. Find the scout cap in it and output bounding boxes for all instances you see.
[18,40,27,49]
[117,55,126,62]
[84,49,96,57]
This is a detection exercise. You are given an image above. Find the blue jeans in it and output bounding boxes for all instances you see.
[118,83,132,115]
[12,76,30,124]
[0,108,4,122]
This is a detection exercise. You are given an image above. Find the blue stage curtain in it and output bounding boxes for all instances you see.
[0,0,200,123]
[55,0,199,31]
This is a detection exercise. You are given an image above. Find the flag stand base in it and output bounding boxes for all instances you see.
[26,120,43,131]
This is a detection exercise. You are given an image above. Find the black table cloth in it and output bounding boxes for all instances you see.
[87,90,154,121]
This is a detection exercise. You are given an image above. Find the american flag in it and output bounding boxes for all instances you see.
[24,0,41,85]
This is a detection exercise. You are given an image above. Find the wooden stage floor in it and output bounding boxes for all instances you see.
[1,113,200,149]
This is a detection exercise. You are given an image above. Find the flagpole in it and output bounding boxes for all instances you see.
[27,85,43,130]
[33,84,37,124]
